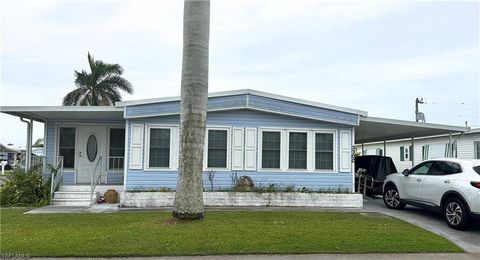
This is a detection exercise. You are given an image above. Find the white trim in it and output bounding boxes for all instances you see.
[351,127,355,192]
[258,128,283,171]
[106,126,126,170]
[144,124,178,171]
[0,106,122,112]
[312,130,337,172]
[115,89,368,116]
[286,129,309,171]
[204,126,232,171]
[339,130,351,172]
[231,127,245,171]
[244,127,257,171]
[258,127,339,173]
[123,119,129,189]
[43,121,47,175]
[360,116,469,132]
[56,124,77,172]
[129,124,144,170]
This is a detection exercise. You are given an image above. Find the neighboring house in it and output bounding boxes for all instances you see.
[359,129,480,171]
[0,89,469,205]
[0,143,21,168]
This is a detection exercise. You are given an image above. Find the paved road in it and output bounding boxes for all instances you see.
[363,196,480,253]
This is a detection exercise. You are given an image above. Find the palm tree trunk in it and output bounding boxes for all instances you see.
[173,0,210,220]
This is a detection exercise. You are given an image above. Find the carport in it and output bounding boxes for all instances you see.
[355,116,470,167]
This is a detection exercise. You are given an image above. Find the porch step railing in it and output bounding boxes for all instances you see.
[90,156,104,205]
[49,156,64,204]
[17,154,46,171]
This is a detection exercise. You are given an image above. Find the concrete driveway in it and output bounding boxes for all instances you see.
[364,196,480,253]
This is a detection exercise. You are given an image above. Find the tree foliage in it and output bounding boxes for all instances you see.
[62,53,133,106]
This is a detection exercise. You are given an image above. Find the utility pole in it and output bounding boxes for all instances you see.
[415,97,425,123]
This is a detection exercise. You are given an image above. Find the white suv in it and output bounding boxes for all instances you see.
[383,158,480,230]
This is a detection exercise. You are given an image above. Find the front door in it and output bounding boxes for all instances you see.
[75,126,107,184]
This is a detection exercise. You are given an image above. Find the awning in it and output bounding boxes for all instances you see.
[0,106,124,122]
[356,116,470,144]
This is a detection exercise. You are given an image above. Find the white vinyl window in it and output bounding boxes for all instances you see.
[261,130,282,169]
[259,128,339,172]
[315,132,334,170]
[145,125,178,170]
[205,127,231,170]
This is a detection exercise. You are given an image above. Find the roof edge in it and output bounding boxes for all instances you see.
[115,89,368,116]
[360,116,470,132]
[0,106,123,112]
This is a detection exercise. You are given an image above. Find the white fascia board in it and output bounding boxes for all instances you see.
[0,106,122,112]
[361,116,470,132]
[115,89,368,116]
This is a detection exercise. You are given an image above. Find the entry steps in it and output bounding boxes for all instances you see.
[52,185,98,206]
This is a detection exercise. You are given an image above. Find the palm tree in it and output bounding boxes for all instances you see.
[62,53,133,106]
[172,0,210,220]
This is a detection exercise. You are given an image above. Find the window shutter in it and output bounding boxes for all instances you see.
[171,127,179,169]
[244,127,257,171]
[340,130,351,172]
[231,127,244,170]
[129,124,144,169]
[400,146,404,161]
[422,146,425,160]
[409,145,413,161]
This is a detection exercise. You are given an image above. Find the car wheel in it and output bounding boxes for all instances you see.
[444,197,471,230]
[383,186,406,209]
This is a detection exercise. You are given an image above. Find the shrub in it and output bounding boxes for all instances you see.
[0,167,51,206]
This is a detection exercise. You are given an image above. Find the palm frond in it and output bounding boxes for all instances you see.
[99,75,133,94]
[64,52,134,106]
[62,87,89,106]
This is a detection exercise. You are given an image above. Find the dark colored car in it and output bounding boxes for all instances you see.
[355,155,398,195]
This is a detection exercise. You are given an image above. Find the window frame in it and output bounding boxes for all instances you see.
[287,131,309,170]
[259,128,284,171]
[312,130,336,172]
[107,127,126,171]
[57,126,77,170]
[204,126,231,171]
[475,141,480,159]
[144,125,177,171]
[258,128,338,173]
[409,161,434,175]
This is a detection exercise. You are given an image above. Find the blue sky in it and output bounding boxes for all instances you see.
[1,0,479,147]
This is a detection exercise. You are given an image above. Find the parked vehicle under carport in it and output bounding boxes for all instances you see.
[355,155,398,196]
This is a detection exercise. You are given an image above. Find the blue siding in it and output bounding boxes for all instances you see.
[126,95,247,118]
[248,95,358,125]
[126,109,353,190]
[125,94,359,126]
[62,171,75,185]
[43,119,125,182]
[107,171,124,185]
[44,120,56,175]
[127,171,352,191]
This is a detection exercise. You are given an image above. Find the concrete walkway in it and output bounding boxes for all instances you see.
[28,253,480,259]
[25,204,120,214]
[363,196,480,253]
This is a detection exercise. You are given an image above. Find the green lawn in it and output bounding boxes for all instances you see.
[0,208,461,257]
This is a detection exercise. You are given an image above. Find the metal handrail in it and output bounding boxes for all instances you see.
[49,156,64,204]
[90,156,104,205]
[356,168,374,196]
